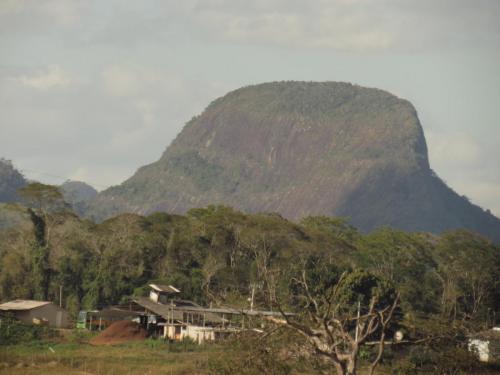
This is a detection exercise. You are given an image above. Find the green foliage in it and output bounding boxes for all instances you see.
[391,345,490,375]
[208,331,295,375]
[18,182,66,212]
[0,199,499,375]
[357,228,439,315]
[0,315,56,345]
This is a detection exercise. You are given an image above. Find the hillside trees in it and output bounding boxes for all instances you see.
[357,229,438,315]
[0,199,499,348]
[17,183,68,300]
[432,230,500,322]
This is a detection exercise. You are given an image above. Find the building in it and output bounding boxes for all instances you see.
[119,284,289,344]
[469,327,500,363]
[0,300,70,328]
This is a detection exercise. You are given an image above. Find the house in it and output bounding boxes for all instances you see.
[119,284,289,344]
[0,300,70,328]
[469,327,500,362]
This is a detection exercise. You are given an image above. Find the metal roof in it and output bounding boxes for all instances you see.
[133,297,291,321]
[149,284,181,294]
[133,297,223,324]
[170,305,293,317]
[0,300,51,311]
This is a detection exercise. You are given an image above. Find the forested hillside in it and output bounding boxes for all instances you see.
[87,82,500,243]
[60,180,98,216]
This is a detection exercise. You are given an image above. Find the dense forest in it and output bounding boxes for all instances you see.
[1,183,499,374]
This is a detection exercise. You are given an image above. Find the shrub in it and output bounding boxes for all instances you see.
[0,314,56,345]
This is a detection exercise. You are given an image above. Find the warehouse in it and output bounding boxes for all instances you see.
[0,299,70,328]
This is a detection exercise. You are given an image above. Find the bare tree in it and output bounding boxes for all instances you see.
[266,263,400,375]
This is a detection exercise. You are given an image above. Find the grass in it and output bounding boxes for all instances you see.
[0,333,212,375]
[1,330,499,375]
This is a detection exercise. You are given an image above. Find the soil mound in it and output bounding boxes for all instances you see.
[90,320,147,345]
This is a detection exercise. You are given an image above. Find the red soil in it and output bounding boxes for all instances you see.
[90,320,147,345]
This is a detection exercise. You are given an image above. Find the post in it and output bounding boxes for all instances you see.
[59,285,63,308]
[355,301,360,342]
[250,284,255,311]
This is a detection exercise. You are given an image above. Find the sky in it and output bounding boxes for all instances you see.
[1,0,499,216]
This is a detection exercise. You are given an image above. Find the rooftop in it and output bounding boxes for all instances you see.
[149,284,181,294]
[0,300,51,311]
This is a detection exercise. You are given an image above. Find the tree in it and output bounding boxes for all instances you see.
[357,229,438,315]
[433,230,500,322]
[17,183,67,300]
[268,260,400,375]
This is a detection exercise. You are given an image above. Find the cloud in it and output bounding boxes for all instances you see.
[182,0,500,52]
[16,65,73,90]
[427,130,500,216]
[189,0,397,51]
[427,131,482,168]
[101,65,141,97]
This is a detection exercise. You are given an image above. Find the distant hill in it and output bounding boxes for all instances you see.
[0,160,97,219]
[83,82,500,242]
[60,180,98,216]
[0,159,27,203]
[0,159,28,229]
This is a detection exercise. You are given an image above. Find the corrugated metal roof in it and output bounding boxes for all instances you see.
[133,297,223,324]
[0,300,51,311]
[149,284,180,293]
[133,297,185,321]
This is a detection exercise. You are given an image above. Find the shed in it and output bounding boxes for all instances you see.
[0,300,70,328]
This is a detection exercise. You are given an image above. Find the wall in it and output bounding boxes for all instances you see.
[12,304,70,328]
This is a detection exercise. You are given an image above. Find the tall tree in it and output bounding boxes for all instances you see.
[18,183,66,300]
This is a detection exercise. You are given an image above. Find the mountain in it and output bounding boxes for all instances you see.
[0,159,27,203]
[87,82,500,242]
[60,180,98,216]
[0,159,28,229]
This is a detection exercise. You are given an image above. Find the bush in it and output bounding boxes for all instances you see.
[0,315,57,345]
[391,345,488,375]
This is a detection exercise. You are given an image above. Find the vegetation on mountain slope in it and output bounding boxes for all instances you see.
[86,82,500,242]
[60,180,98,216]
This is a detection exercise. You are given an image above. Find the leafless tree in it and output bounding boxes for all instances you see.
[267,266,400,375]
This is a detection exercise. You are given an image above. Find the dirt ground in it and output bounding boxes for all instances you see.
[89,321,147,346]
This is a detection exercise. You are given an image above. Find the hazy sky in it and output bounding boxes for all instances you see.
[1,0,499,215]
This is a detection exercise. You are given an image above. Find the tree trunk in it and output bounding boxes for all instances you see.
[333,359,357,375]
[334,362,346,375]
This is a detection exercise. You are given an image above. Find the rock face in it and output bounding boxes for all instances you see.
[88,82,500,242]
[0,159,27,203]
